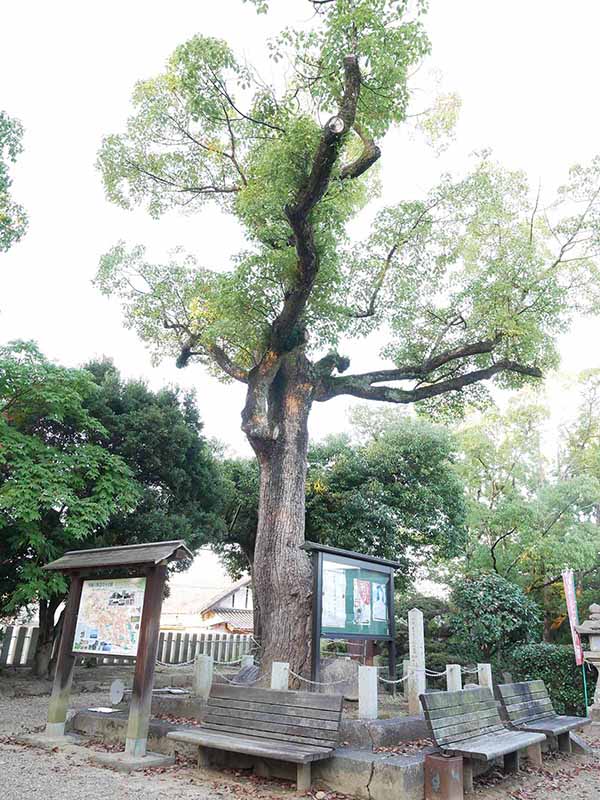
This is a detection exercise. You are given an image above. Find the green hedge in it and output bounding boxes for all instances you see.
[509,643,595,716]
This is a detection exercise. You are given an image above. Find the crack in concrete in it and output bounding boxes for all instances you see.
[365,724,377,800]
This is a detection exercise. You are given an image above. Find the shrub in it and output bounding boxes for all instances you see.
[450,574,540,662]
[509,642,595,716]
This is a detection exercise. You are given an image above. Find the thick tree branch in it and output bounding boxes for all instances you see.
[270,56,361,353]
[340,124,381,181]
[316,359,542,403]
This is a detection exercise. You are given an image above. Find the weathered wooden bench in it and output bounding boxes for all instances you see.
[497,680,591,755]
[420,687,546,793]
[167,684,343,791]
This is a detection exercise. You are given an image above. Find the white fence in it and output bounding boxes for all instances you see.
[0,625,253,668]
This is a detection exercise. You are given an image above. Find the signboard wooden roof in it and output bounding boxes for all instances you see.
[43,540,193,572]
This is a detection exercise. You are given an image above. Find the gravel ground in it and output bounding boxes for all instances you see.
[3,682,600,800]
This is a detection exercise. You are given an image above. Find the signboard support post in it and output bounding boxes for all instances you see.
[125,564,167,758]
[310,549,323,687]
[46,574,84,737]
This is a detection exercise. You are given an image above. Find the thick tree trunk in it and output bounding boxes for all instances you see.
[32,597,61,678]
[249,358,314,680]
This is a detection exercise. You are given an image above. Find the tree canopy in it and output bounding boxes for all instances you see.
[215,416,466,583]
[81,359,227,562]
[0,342,139,672]
[0,111,28,252]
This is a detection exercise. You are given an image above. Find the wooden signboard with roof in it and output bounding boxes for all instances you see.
[43,540,192,764]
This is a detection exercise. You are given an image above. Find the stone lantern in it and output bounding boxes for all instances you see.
[575,603,600,719]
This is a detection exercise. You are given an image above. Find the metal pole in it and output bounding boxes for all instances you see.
[582,664,590,714]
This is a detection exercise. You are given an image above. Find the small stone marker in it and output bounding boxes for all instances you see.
[358,665,378,720]
[231,664,260,685]
[270,661,290,691]
[193,654,214,700]
[446,664,462,693]
[477,663,493,689]
[408,608,426,715]
[110,679,126,705]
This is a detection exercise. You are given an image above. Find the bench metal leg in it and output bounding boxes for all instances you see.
[296,763,311,793]
[463,758,474,794]
[558,732,572,753]
[504,750,520,774]
[526,743,542,767]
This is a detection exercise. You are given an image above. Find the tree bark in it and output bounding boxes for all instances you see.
[32,596,61,678]
[248,355,314,680]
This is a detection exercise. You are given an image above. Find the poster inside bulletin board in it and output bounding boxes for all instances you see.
[321,555,390,637]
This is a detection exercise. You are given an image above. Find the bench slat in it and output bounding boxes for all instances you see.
[205,704,339,733]
[519,716,592,736]
[436,722,505,747]
[204,711,336,742]
[420,688,493,711]
[167,730,331,763]
[201,720,338,749]
[207,697,341,722]
[209,684,343,712]
[441,729,546,760]
[425,699,498,721]
[432,712,502,739]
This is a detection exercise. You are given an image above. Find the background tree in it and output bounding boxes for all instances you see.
[94,1,600,674]
[0,111,28,252]
[82,359,227,559]
[0,342,139,675]
[457,395,600,639]
[215,417,466,582]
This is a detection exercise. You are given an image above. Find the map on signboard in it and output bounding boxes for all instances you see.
[73,577,146,657]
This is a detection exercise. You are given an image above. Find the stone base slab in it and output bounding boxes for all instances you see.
[16,732,86,749]
[89,750,175,772]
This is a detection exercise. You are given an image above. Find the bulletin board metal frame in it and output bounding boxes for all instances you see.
[302,541,400,685]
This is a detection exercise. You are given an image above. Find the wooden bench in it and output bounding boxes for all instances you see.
[167,684,343,791]
[497,680,591,754]
[420,687,546,793]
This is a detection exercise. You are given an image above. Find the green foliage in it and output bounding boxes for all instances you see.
[0,342,139,614]
[81,359,227,562]
[0,111,28,252]
[212,417,466,583]
[508,643,595,716]
[450,573,540,662]
[456,393,600,635]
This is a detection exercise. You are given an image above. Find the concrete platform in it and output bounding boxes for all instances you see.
[89,750,175,772]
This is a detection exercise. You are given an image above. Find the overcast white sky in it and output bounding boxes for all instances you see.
[2,0,600,458]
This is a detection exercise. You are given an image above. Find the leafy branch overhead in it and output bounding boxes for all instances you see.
[96,0,600,431]
[0,111,28,252]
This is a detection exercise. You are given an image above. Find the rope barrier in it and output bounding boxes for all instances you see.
[377,673,410,685]
[156,658,195,668]
[214,669,264,686]
[288,668,349,686]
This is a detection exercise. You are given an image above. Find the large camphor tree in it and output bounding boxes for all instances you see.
[96,0,600,675]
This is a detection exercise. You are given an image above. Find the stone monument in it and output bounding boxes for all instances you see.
[575,603,600,719]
